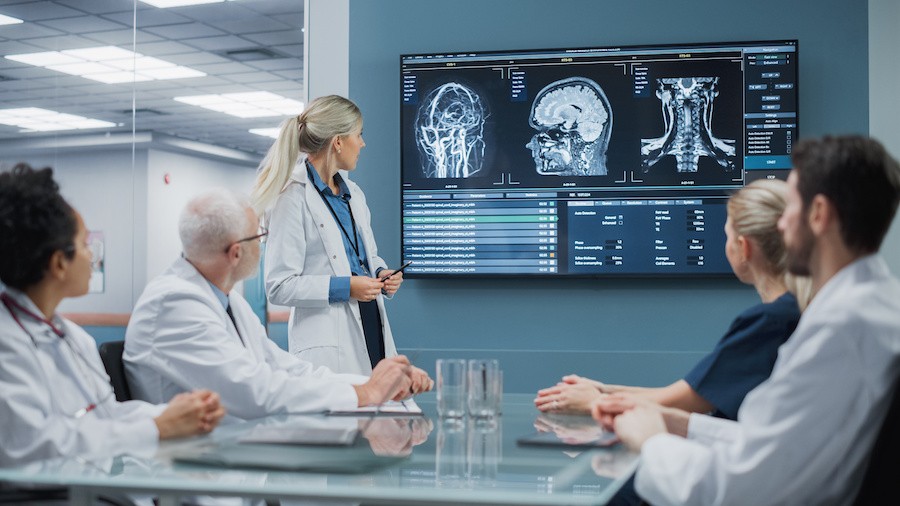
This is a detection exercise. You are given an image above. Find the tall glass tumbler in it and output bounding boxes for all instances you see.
[467,359,501,418]
[436,359,467,418]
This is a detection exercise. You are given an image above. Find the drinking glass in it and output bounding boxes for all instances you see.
[467,359,501,418]
[436,359,466,418]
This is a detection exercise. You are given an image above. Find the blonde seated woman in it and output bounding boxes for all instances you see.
[535,179,809,421]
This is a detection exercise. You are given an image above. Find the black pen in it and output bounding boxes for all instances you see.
[380,261,413,282]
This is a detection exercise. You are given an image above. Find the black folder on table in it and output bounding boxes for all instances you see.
[516,430,620,449]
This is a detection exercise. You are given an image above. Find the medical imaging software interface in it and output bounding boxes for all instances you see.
[400,40,798,277]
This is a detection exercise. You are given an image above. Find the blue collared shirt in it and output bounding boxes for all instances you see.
[206,280,229,310]
[307,161,370,302]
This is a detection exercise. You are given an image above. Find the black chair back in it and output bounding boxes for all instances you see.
[852,379,900,505]
[98,340,133,402]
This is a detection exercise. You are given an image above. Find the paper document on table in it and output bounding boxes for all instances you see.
[328,399,423,416]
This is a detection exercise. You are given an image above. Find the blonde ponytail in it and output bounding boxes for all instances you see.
[728,179,812,310]
[251,116,301,214]
[251,95,363,214]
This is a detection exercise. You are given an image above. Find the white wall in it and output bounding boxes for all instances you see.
[304,0,349,99]
[0,149,149,313]
[2,146,257,312]
[145,148,258,282]
[870,0,900,275]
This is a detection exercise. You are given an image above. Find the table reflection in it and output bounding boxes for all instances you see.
[359,417,434,456]
[533,412,610,445]
[436,417,502,488]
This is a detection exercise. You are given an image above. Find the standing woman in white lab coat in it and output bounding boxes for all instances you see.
[252,95,402,375]
[0,164,225,468]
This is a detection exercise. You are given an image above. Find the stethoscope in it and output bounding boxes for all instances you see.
[1,292,114,418]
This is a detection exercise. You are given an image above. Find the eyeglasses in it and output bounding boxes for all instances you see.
[224,226,268,253]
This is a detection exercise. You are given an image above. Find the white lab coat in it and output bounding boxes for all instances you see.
[124,257,366,421]
[634,255,900,505]
[0,289,162,467]
[265,163,398,375]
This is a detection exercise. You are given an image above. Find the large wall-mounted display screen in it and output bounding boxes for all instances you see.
[400,40,798,277]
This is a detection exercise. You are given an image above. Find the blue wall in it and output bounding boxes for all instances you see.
[348,0,868,392]
[86,323,290,351]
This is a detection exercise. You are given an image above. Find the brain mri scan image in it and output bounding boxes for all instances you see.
[526,77,613,177]
[641,77,736,173]
[415,82,488,178]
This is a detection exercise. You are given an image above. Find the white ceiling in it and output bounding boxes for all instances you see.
[0,0,303,155]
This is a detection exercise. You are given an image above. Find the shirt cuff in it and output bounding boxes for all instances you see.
[126,418,161,459]
[687,412,739,444]
[333,383,361,410]
[329,276,350,303]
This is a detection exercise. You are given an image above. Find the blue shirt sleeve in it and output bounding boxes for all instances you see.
[683,292,800,420]
[329,276,351,303]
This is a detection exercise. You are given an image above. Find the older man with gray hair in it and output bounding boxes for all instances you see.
[125,188,431,420]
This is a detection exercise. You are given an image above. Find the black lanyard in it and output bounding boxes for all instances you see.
[308,164,368,273]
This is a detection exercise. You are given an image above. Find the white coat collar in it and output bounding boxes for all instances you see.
[806,254,886,317]
[290,158,352,186]
[1,287,68,343]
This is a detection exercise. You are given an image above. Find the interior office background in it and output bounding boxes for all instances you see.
[1,0,897,393]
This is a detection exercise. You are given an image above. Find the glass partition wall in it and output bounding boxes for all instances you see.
[0,0,303,336]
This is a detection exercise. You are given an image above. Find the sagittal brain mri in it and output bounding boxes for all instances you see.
[641,77,735,173]
[526,77,613,177]
[415,82,488,178]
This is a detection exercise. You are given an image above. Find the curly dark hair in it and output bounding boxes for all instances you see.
[0,163,77,289]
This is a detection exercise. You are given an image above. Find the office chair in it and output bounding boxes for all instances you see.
[98,340,133,402]
[852,379,900,505]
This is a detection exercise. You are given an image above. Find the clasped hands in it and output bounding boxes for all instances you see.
[154,389,226,440]
[534,374,607,414]
[354,355,434,407]
[534,375,689,452]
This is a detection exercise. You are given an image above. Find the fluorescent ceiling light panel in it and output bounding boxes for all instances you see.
[106,56,172,71]
[63,46,135,61]
[249,128,280,139]
[6,51,80,66]
[174,92,304,118]
[140,0,228,7]
[48,62,116,75]
[4,46,205,83]
[0,107,116,132]
[91,72,153,84]
[140,66,205,80]
[0,13,24,25]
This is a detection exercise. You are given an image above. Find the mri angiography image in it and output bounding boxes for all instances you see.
[415,82,488,178]
[641,77,735,173]
[526,77,613,177]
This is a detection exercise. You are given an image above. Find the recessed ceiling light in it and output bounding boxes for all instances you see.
[175,92,303,119]
[5,46,206,83]
[0,107,116,132]
[0,13,23,25]
[6,51,80,66]
[249,128,280,139]
[140,0,230,7]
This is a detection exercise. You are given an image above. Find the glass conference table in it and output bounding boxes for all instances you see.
[0,394,638,505]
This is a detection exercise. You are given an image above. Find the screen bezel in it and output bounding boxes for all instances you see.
[398,39,800,279]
